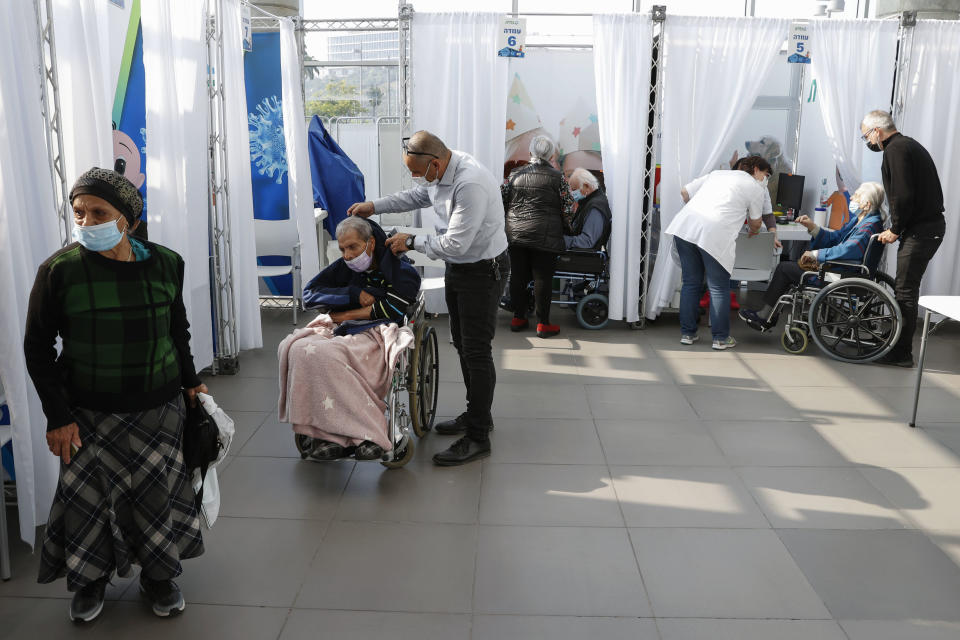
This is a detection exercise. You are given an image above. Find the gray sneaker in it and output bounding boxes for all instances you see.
[69,576,109,623]
[680,334,700,345]
[712,336,737,350]
[139,577,186,617]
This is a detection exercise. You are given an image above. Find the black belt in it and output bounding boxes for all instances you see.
[447,251,507,279]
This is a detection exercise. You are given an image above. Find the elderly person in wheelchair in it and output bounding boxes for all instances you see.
[740,181,886,332]
[278,217,421,462]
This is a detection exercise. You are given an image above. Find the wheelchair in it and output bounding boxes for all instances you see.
[293,292,439,469]
[501,250,611,330]
[769,235,901,363]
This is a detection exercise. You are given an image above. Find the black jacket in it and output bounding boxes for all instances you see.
[881,132,945,237]
[570,189,612,251]
[302,220,420,322]
[503,160,567,252]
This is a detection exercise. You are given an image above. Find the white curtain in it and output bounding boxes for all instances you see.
[593,14,653,322]
[281,19,321,286]
[901,20,960,297]
[810,19,899,190]
[647,16,790,320]
[51,0,113,187]
[143,0,214,371]
[0,2,63,545]
[411,12,510,312]
[220,0,262,350]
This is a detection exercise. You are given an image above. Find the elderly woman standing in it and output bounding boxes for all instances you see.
[23,168,207,623]
[502,135,575,338]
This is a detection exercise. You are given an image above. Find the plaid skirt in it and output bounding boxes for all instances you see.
[38,395,204,591]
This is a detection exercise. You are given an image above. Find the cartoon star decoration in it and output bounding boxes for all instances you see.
[506,119,516,131]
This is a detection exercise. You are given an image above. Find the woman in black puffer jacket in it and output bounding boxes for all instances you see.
[501,135,575,338]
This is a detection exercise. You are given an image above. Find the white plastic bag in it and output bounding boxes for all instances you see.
[190,392,235,528]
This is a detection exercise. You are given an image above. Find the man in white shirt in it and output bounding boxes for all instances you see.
[347,131,508,466]
[666,156,771,350]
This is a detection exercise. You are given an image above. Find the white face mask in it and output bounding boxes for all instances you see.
[412,161,439,188]
[760,175,770,188]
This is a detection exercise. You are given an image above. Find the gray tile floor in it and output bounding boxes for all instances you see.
[3,306,960,639]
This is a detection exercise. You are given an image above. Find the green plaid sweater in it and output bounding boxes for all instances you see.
[24,241,202,431]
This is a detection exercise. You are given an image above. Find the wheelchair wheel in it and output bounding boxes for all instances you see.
[808,277,901,363]
[576,293,609,329]
[294,433,314,460]
[381,437,415,469]
[781,327,809,354]
[409,325,439,437]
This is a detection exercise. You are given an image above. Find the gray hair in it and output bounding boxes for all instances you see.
[853,181,888,224]
[335,216,372,242]
[407,130,448,157]
[529,134,557,162]
[569,167,599,190]
[861,110,896,133]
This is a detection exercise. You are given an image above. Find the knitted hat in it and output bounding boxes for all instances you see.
[69,167,143,225]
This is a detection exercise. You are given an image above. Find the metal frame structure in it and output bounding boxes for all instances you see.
[891,10,917,127]
[33,0,70,246]
[206,0,240,374]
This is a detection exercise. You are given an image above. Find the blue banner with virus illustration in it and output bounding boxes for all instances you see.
[245,32,289,222]
[244,32,292,294]
[111,1,148,230]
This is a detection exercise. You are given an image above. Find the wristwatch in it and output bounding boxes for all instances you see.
[405,234,416,250]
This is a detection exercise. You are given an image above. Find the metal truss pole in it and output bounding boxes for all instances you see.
[636,5,666,328]
[891,10,916,127]
[206,0,240,374]
[33,0,71,246]
[398,1,413,137]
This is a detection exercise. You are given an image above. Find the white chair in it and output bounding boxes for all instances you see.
[255,219,302,325]
[731,231,778,283]
[1,388,11,581]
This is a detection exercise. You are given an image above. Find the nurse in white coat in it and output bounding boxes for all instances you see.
[666,156,772,350]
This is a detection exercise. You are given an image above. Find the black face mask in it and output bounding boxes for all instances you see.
[866,141,883,153]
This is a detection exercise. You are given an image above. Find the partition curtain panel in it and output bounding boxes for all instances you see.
[647,15,790,320]
[143,0,215,371]
[411,12,510,312]
[902,20,960,297]
[0,2,64,544]
[592,14,653,322]
[221,0,263,350]
[281,18,322,287]
[810,19,899,191]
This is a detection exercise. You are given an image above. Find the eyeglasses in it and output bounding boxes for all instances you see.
[860,128,875,142]
[402,137,438,159]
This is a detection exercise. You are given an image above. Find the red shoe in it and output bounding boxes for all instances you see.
[729,291,740,310]
[536,323,560,338]
[511,317,529,332]
[699,292,710,309]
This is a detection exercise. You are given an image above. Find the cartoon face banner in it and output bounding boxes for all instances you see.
[109,0,147,223]
[503,49,603,188]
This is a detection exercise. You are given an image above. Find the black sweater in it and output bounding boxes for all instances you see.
[880,133,945,237]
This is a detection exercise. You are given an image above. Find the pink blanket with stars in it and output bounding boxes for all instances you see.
[278,314,414,451]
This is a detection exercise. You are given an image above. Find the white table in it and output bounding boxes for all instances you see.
[910,295,960,428]
[776,222,811,242]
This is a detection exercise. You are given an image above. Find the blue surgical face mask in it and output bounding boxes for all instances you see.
[72,217,126,252]
[570,188,584,201]
[848,200,862,215]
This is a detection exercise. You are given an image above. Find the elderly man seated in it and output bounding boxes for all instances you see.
[739,181,886,332]
[278,217,421,461]
[564,167,611,251]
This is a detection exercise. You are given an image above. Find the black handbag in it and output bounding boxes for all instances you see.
[182,396,222,510]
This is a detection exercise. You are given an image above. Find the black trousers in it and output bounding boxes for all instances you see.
[890,229,944,358]
[762,261,805,308]
[445,253,509,441]
[508,245,557,325]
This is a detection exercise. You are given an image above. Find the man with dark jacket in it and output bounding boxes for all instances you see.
[502,135,575,338]
[565,167,612,251]
[302,217,420,326]
[861,110,946,367]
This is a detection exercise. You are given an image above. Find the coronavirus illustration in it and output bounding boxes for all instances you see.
[248,95,288,184]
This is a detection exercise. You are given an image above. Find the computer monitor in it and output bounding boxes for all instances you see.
[774,173,804,216]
